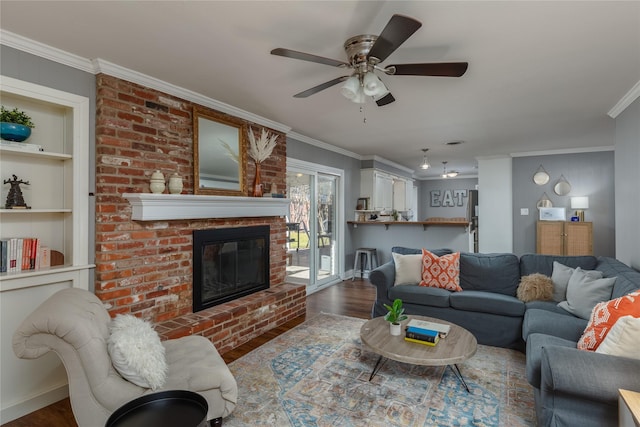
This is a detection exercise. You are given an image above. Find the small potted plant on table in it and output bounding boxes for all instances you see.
[1,106,36,142]
[384,298,408,336]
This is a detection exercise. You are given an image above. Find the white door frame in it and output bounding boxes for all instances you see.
[287,158,345,293]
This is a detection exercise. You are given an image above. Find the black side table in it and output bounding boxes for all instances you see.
[106,390,208,427]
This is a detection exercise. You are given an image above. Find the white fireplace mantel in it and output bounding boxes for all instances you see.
[122,193,290,221]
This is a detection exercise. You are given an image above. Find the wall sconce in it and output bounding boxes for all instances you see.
[571,196,589,221]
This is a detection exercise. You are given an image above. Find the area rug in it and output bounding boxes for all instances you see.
[225,313,535,426]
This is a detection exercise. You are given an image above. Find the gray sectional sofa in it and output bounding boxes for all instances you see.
[369,246,640,427]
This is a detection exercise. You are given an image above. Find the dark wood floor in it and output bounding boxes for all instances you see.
[2,279,375,427]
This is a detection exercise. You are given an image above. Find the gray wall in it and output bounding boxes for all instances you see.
[614,96,640,269]
[1,45,97,288]
[512,151,615,257]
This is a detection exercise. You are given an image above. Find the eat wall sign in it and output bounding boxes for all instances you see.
[430,189,468,207]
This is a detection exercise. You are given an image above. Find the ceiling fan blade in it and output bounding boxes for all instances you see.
[293,76,350,98]
[367,14,422,63]
[375,92,395,106]
[271,48,349,68]
[388,62,469,77]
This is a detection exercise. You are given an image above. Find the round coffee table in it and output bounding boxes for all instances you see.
[360,315,477,391]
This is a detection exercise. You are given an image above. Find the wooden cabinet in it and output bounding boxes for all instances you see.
[536,221,593,255]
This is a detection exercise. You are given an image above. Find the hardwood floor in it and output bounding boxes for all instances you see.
[2,279,375,427]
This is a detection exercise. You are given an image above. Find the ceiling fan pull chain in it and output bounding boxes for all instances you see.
[360,104,367,124]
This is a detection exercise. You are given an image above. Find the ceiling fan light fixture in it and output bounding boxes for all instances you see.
[362,71,386,97]
[340,75,361,101]
[447,171,459,178]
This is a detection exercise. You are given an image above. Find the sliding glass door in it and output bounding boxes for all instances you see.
[286,160,343,294]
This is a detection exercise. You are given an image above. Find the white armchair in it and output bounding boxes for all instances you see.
[12,288,237,427]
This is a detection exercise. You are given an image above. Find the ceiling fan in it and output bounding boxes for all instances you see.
[271,14,468,106]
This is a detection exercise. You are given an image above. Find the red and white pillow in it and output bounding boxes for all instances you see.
[419,249,462,292]
[577,290,640,351]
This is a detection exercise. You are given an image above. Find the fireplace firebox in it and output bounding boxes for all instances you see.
[193,225,270,312]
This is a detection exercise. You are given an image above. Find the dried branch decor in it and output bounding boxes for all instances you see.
[247,127,278,163]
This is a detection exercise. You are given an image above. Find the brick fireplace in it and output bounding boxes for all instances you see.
[94,74,306,354]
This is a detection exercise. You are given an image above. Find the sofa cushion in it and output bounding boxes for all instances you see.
[459,252,520,296]
[389,285,450,308]
[392,252,422,285]
[391,246,452,257]
[519,254,598,277]
[450,291,524,317]
[551,261,603,302]
[526,333,576,389]
[517,273,554,302]
[558,267,616,320]
[596,257,640,299]
[419,249,462,292]
[577,290,640,351]
[522,308,588,342]
[595,316,640,359]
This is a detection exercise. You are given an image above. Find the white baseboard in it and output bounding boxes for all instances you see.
[0,383,69,424]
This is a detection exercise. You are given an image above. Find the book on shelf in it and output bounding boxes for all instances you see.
[0,238,48,273]
[405,330,439,343]
[407,319,451,338]
[404,335,439,346]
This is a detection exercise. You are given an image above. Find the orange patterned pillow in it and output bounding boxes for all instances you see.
[577,290,640,351]
[419,249,462,292]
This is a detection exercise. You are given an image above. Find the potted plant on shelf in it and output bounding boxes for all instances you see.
[1,106,36,142]
[383,298,408,336]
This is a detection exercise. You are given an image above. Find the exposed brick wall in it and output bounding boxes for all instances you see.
[94,74,302,350]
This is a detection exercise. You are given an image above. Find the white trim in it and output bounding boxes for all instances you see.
[286,158,345,288]
[93,59,291,134]
[608,80,640,118]
[510,145,614,158]
[122,193,289,221]
[362,155,415,174]
[287,131,361,160]
[0,30,94,73]
[0,383,69,424]
[416,174,479,181]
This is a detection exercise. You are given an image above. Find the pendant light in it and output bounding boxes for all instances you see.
[441,161,459,178]
[420,148,431,170]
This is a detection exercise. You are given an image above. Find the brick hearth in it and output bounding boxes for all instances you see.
[94,73,305,353]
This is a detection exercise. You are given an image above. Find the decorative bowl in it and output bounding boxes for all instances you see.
[1,122,32,142]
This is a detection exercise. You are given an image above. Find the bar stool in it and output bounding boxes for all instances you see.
[352,248,379,281]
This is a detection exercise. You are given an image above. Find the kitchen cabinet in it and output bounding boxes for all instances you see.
[361,169,413,212]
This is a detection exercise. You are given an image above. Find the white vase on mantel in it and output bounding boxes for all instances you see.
[168,173,183,194]
[149,170,165,194]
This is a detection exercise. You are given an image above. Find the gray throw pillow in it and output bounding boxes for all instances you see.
[558,267,616,320]
[551,261,602,302]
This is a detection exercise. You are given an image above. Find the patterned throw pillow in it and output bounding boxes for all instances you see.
[419,249,462,292]
[577,290,640,351]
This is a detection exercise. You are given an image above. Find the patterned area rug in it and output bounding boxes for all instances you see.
[225,313,535,426]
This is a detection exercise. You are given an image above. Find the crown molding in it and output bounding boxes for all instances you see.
[287,131,361,160]
[0,30,94,73]
[361,155,415,174]
[608,80,640,118]
[510,145,614,158]
[92,59,291,134]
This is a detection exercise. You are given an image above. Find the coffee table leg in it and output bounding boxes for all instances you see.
[369,355,388,381]
[448,364,471,392]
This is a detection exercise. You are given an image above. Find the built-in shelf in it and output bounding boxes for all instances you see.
[123,193,290,221]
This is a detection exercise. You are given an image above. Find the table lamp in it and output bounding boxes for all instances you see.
[571,196,589,221]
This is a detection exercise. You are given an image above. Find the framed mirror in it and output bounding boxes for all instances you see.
[553,175,571,196]
[193,107,246,196]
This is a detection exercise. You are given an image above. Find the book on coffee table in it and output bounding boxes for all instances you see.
[407,319,451,338]
[404,335,440,346]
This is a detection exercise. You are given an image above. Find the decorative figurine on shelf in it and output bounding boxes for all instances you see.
[4,174,31,209]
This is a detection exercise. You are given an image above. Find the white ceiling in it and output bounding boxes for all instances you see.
[1,1,638,178]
